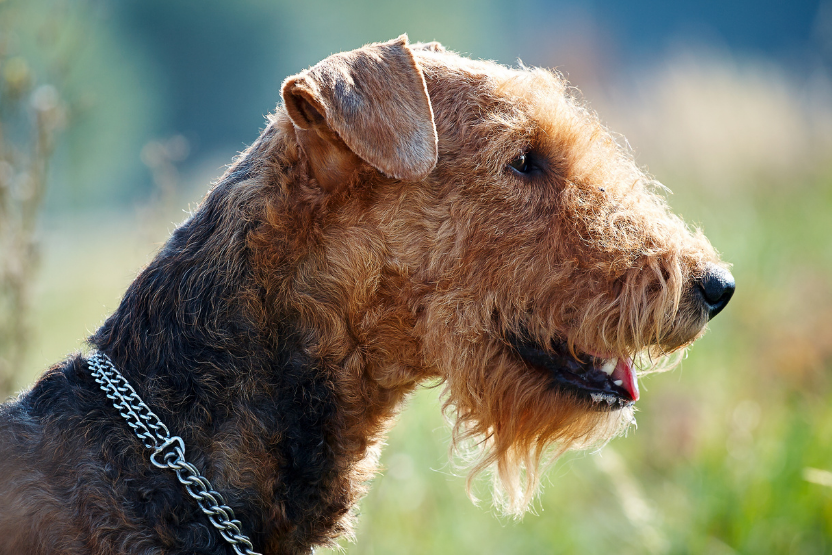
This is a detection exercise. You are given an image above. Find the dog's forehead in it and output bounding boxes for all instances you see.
[410,49,647,201]
[414,50,573,134]
[416,49,563,100]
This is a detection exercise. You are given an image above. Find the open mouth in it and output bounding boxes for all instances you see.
[507,334,639,410]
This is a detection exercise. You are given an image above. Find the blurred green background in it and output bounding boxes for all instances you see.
[2,0,831,553]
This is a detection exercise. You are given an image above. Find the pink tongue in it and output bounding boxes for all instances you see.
[611,358,639,402]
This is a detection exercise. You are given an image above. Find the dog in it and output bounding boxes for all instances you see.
[0,36,733,554]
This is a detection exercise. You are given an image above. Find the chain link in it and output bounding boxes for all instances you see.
[88,352,261,555]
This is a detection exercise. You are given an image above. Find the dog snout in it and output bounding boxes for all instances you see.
[695,264,735,320]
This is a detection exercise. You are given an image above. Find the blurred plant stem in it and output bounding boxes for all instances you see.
[0,3,67,398]
[138,133,190,231]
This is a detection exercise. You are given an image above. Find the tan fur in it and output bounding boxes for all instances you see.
[0,36,731,553]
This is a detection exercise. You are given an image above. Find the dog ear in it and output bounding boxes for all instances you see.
[282,35,438,189]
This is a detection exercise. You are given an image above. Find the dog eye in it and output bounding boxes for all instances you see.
[508,154,530,174]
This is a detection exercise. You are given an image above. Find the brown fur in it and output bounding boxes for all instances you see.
[0,36,730,553]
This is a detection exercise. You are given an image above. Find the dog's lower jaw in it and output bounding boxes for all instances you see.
[506,334,638,410]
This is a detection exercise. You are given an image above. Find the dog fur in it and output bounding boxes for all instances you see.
[0,36,732,554]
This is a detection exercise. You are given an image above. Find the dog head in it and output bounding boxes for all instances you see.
[273,35,733,514]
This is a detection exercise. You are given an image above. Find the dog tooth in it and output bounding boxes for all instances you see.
[601,358,617,375]
[613,379,623,386]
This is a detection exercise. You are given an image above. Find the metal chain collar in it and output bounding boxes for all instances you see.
[88,351,261,555]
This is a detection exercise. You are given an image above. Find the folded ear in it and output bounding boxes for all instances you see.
[282,35,438,189]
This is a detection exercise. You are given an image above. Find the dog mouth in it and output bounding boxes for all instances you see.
[507,334,639,410]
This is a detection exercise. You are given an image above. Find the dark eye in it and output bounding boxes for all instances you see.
[508,153,532,174]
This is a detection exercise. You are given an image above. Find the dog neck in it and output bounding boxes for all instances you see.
[85,118,422,551]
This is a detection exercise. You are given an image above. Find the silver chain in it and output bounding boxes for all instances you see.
[88,351,261,555]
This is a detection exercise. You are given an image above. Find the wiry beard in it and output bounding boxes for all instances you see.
[421,246,710,515]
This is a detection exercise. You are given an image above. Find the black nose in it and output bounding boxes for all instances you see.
[696,264,735,320]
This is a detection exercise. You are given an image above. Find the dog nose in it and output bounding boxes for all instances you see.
[696,264,735,320]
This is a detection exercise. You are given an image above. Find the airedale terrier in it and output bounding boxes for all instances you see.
[0,36,733,554]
